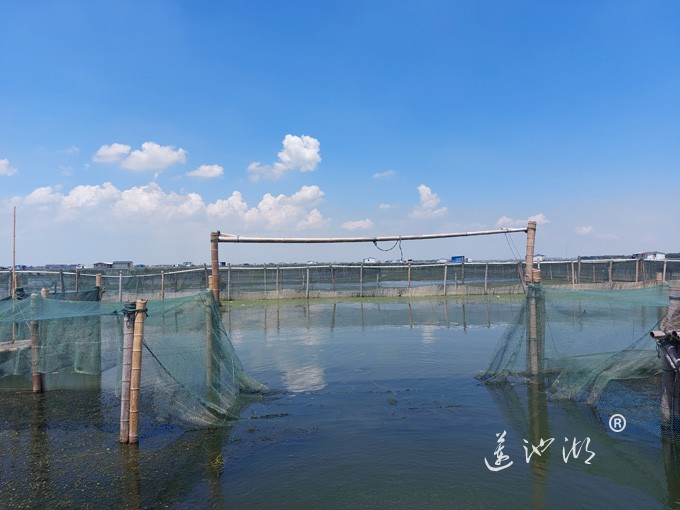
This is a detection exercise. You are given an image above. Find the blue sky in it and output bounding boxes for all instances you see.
[1,1,678,265]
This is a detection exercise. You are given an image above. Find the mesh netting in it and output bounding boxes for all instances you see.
[0,290,265,428]
[479,284,674,437]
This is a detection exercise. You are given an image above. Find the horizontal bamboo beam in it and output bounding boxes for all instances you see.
[0,339,31,353]
[217,227,528,244]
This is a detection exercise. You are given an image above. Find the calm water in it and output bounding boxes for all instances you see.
[1,296,678,509]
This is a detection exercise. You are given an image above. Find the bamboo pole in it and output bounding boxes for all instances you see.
[60,270,65,292]
[608,260,613,285]
[11,205,16,297]
[227,264,231,301]
[30,293,43,393]
[75,269,80,292]
[484,263,489,294]
[305,266,310,299]
[524,221,537,284]
[119,303,135,443]
[161,270,165,299]
[218,227,529,244]
[443,263,448,296]
[118,272,123,302]
[128,299,147,445]
[407,261,412,289]
[360,264,364,297]
[96,273,103,300]
[210,231,220,303]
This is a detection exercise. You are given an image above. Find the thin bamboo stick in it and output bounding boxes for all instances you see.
[30,293,43,393]
[210,231,220,303]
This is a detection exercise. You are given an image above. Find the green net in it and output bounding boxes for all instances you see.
[0,290,265,429]
[479,284,675,438]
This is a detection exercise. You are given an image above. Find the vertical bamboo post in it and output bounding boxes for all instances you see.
[577,256,582,284]
[96,273,103,300]
[635,259,640,283]
[360,263,364,297]
[160,270,165,300]
[210,231,221,304]
[128,299,147,445]
[30,293,43,393]
[264,265,268,293]
[571,261,576,288]
[608,260,613,285]
[60,270,65,292]
[524,221,537,284]
[75,269,80,292]
[205,302,213,391]
[227,263,231,301]
[119,303,135,443]
[118,271,123,302]
[663,260,668,283]
[276,265,280,299]
[11,205,16,297]
[484,263,489,294]
[305,266,310,299]
[331,265,336,291]
[461,259,466,286]
[443,263,448,296]
[407,261,412,289]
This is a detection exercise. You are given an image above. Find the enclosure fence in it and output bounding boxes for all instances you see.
[2,258,679,302]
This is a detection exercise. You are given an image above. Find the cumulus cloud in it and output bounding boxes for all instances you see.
[341,218,373,230]
[497,213,550,228]
[378,203,395,210]
[575,226,594,235]
[373,170,395,179]
[0,159,18,176]
[92,141,187,172]
[186,164,224,179]
[24,186,61,205]
[248,134,321,181]
[113,183,204,218]
[11,181,329,235]
[208,184,327,230]
[409,184,447,219]
[93,143,131,163]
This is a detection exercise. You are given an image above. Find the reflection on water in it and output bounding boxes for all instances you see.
[1,295,679,509]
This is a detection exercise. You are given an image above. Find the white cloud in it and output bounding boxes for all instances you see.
[61,182,121,210]
[378,203,395,210]
[341,218,373,230]
[93,143,131,163]
[373,170,395,179]
[0,159,18,176]
[24,186,61,205]
[497,213,550,228]
[208,185,327,230]
[121,142,187,172]
[93,141,187,172]
[186,164,224,179]
[59,146,80,155]
[575,226,594,235]
[248,134,321,181]
[409,184,447,219]
[113,182,204,218]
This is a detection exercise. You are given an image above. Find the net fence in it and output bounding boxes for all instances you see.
[0,289,265,429]
[479,284,679,439]
[2,258,677,301]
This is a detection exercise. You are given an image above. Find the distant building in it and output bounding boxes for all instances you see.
[113,261,133,270]
[635,252,665,261]
[93,262,113,269]
[533,254,545,263]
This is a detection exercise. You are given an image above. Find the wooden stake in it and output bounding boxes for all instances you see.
[128,299,147,445]
[95,273,103,300]
[524,221,537,284]
[210,231,220,303]
[160,270,165,300]
[119,304,135,443]
[30,294,43,393]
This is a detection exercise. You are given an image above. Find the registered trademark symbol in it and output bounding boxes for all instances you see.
[609,414,626,433]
